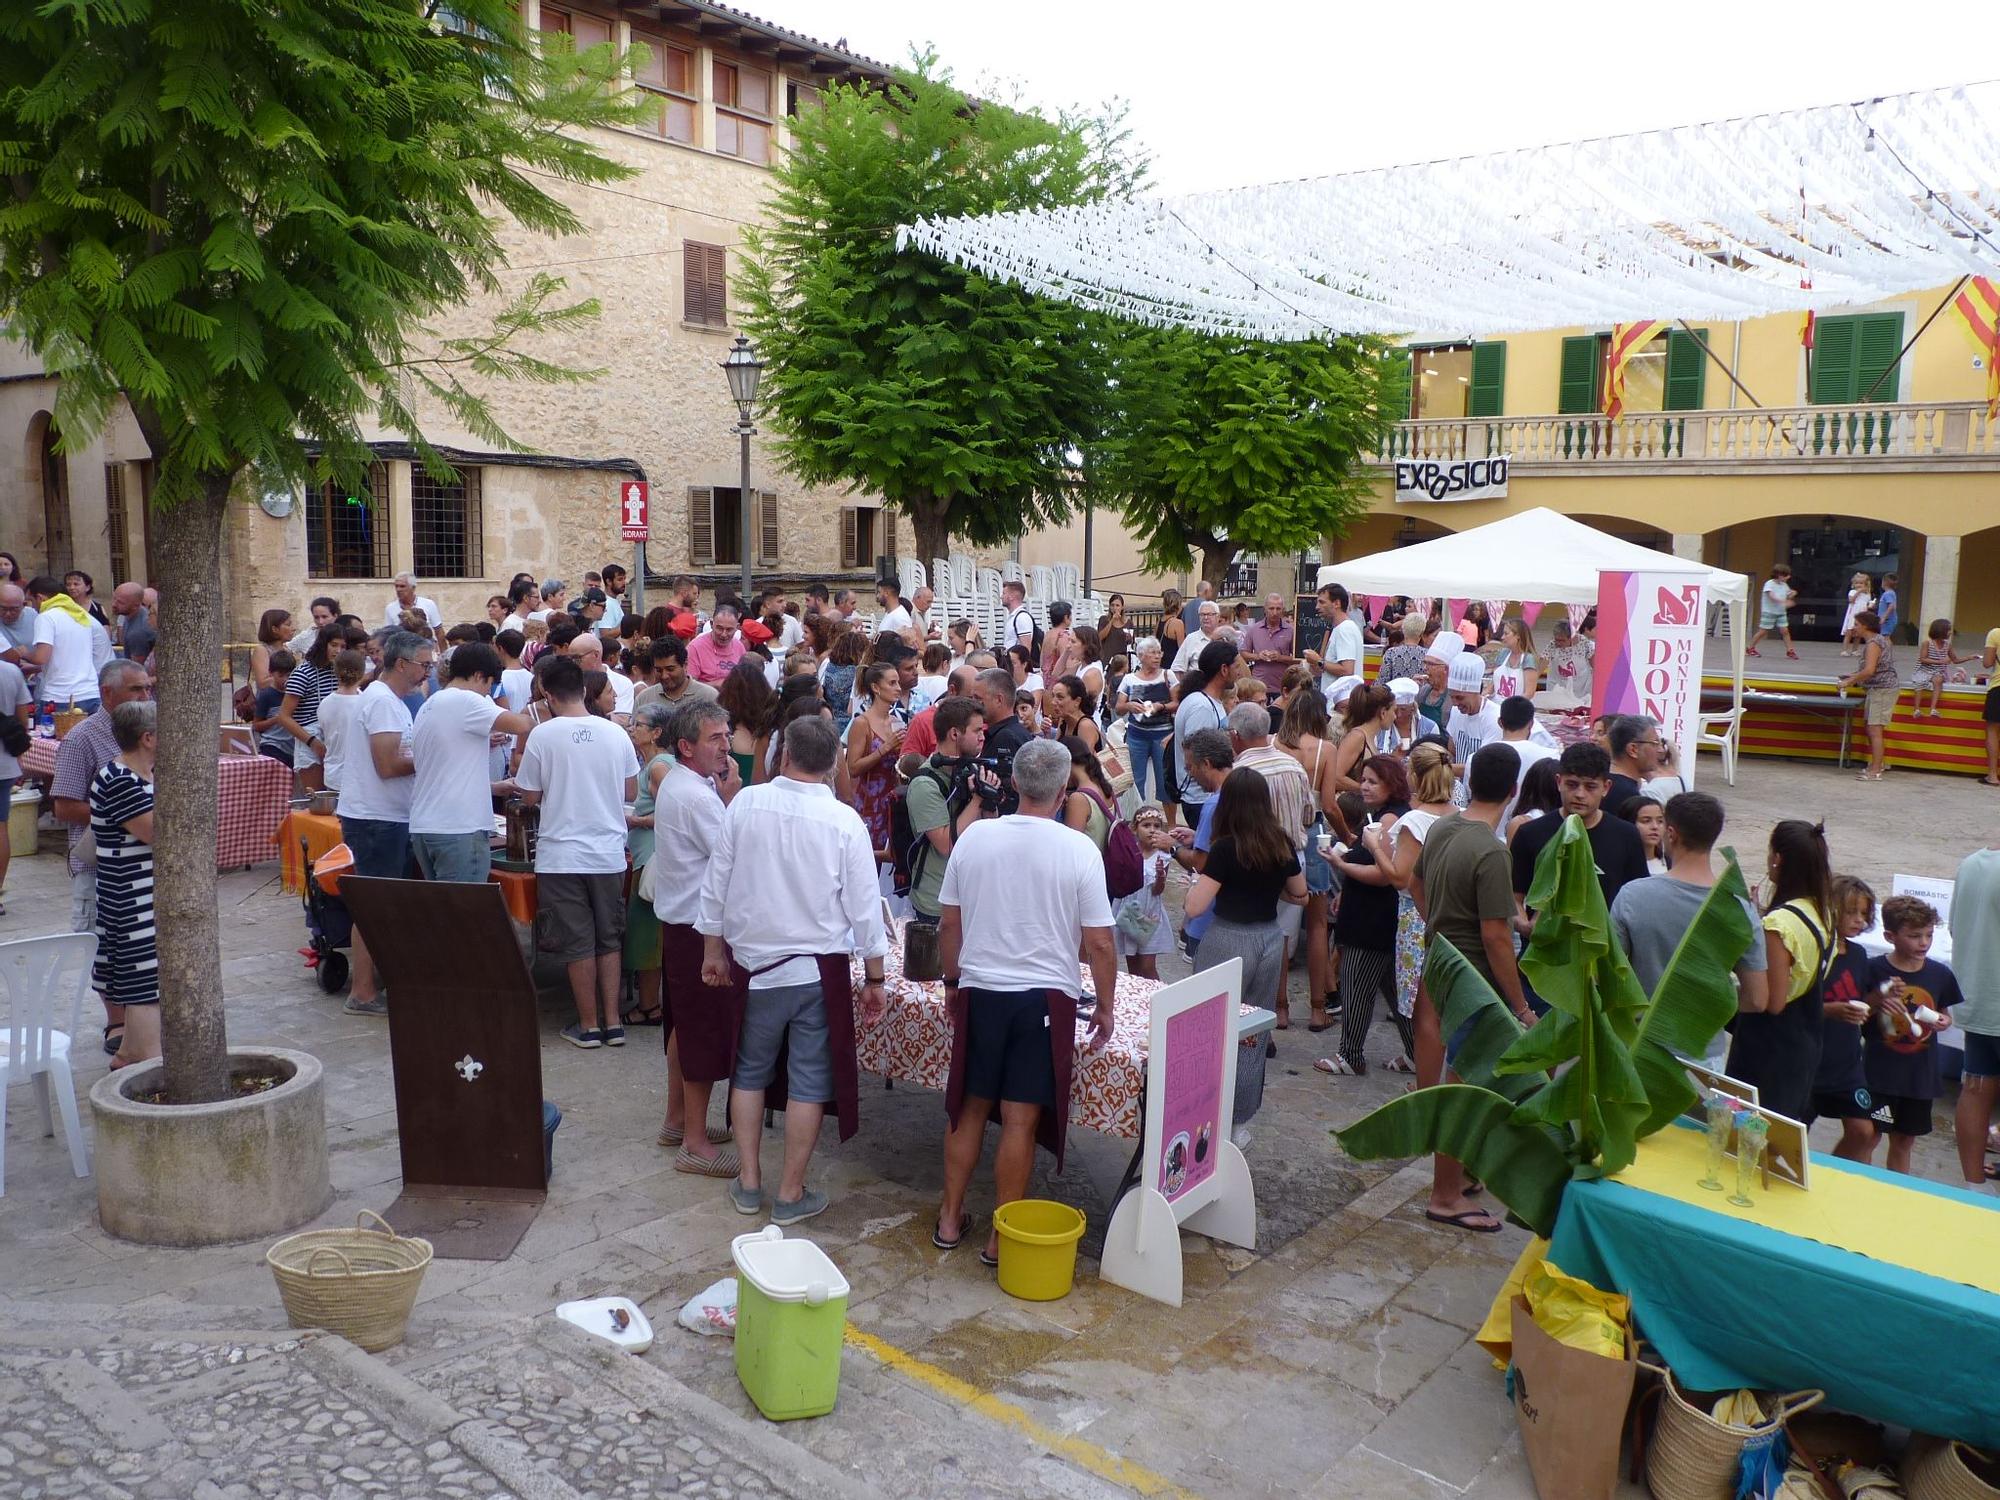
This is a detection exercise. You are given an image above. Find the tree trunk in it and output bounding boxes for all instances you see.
[153,470,234,1105]
[905,496,951,571]
[1196,540,1233,595]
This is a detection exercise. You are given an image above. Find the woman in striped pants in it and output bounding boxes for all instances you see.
[1316,755,1415,1076]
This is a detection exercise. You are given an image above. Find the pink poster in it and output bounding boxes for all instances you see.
[1157,993,1229,1204]
[1591,569,1707,786]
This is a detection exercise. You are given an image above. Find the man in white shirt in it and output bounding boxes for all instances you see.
[595,564,627,636]
[874,579,914,645]
[999,579,1036,656]
[24,575,102,711]
[1444,653,1502,773]
[336,629,435,1016]
[1302,583,1364,688]
[755,588,805,655]
[500,578,540,633]
[516,655,640,1048]
[650,701,744,1177]
[1495,694,1558,821]
[1171,600,1222,674]
[408,642,532,885]
[696,716,889,1226]
[934,739,1117,1261]
[909,584,937,646]
[381,572,443,640]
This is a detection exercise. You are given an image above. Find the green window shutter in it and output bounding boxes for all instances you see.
[1663,329,1706,411]
[1558,335,1601,414]
[1810,316,1859,404]
[1854,312,1905,402]
[1468,341,1506,417]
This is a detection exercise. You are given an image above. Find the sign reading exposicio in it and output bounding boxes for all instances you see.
[1392,456,1510,503]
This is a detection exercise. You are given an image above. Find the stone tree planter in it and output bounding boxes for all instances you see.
[89,1046,331,1246]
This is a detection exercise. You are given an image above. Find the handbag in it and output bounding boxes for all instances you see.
[0,711,27,757]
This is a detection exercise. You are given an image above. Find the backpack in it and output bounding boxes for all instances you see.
[890,763,956,898]
[1080,785,1146,901]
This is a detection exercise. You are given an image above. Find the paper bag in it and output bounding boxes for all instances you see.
[1508,1296,1636,1500]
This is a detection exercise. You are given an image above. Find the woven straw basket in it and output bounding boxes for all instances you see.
[1642,1363,1823,1500]
[266,1210,433,1352]
[1906,1436,2000,1500]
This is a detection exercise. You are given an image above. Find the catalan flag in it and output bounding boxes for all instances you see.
[1950,277,2000,420]
[1603,320,1661,421]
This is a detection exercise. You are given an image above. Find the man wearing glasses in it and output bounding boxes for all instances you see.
[1606,715,1664,809]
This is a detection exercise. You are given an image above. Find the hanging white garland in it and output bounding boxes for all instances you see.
[896,82,2000,339]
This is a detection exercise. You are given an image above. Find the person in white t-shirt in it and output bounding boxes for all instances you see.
[336,630,436,1016]
[381,573,442,638]
[408,642,533,884]
[873,579,915,645]
[515,654,640,1049]
[314,649,369,793]
[1301,583,1365,688]
[1171,600,1222,675]
[1443,653,1502,774]
[999,579,1036,657]
[1494,694,1558,821]
[933,739,1118,1261]
[24,576,101,710]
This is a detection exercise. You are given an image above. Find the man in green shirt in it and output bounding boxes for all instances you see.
[906,698,998,921]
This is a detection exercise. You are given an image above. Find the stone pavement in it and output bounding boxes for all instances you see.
[0,751,1988,1498]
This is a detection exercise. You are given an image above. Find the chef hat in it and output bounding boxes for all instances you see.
[1387,676,1420,705]
[1447,654,1487,693]
[1424,634,1465,664]
[1324,674,1364,706]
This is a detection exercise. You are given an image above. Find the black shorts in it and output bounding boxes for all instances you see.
[1985,684,2000,725]
[961,986,1056,1109]
[1869,1092,1935,1137]
[1808,1085,1874,1124]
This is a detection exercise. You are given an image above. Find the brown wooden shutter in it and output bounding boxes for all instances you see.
[683,242,726,326]
[838,506,858,570]
[688,486,714,566]
[705,244,726,326]
[757,490,779,565]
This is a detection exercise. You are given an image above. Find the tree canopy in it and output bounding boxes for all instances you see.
[739,56,1140,565]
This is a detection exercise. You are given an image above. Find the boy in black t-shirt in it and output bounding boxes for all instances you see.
[1866,895,1963,1175]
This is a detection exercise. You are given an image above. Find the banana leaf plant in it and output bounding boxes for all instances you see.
[1334,815,1754,1236]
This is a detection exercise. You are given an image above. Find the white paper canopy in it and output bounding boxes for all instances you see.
[1315,508,1748,609]
[900,82,2000,339]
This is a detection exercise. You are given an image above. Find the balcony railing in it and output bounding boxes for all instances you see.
[1377,400,2000,468]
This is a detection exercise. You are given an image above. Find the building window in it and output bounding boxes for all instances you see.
[631,30,695,143]
[1809,313,1906,404]
[307,463,391,580]
[714,60,772,164]
[688,487,777,567]
[683,240,728,327]
[539,5,611,49]
[786,79,821,118]
[103,465,130,584]
[838,506,890,570]
[1404,342,1505,420]
[410,466,484,580]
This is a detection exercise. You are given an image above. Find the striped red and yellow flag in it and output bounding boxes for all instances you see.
[1951,277,2000,419]
[1603,320,1661,421]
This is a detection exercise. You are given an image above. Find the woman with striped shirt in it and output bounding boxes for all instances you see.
[93,701,159,1070]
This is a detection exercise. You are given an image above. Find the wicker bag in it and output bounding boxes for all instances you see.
[1642,1363,1823,1500]
[51,702,88,739]
[266,1209,433,1352]
[1906,1436,2000,1500]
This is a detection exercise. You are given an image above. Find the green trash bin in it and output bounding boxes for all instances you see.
[731,1226,850,1421]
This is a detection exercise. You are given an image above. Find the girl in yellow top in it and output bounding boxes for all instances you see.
[1726,820,1835,1123]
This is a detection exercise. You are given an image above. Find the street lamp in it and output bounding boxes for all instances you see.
[721,335,764,602]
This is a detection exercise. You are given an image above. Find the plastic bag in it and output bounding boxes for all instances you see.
[1476,1235,1551,1365]
[677,1277,738,1337]
[1522,1259,1629,1361]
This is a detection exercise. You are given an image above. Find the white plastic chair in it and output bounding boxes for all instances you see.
[1696,707,1742,786]
[0,931,99,1194]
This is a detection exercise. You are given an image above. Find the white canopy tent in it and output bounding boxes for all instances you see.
[1316,508,1750,763]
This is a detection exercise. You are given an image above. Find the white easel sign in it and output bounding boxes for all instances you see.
[1100,961,1257,1307]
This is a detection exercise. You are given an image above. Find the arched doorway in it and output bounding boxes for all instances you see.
[28,411,71,576]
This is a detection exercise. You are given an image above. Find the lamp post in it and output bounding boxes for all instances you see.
[721,334,764,603]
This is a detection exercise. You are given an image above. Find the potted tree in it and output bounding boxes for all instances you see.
[0,2,636,1243]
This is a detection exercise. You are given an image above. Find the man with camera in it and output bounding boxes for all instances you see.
[905,697,1002,926]
[973,667,1029,815]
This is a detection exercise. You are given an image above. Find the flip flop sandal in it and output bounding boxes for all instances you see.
[674,1144,742,1178]
[1385,1055,1416,1073]
[1464,1177,1484,1196]
[931,1212,973,1251]
[621,1005,665,1026]
[657,1124,735,1148]
[102,1024,125,1057]
[1425,1208,1501,1233]
[1313,1055,1362,1076]
[1306,1018,1336,1033]
[979,1248,1001,1268]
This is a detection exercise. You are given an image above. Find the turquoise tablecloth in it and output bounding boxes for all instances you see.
[1549,1147,2000,1448]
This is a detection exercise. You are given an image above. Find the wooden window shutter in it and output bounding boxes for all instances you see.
[683,242,726,326]
[838,507,858,570]
[757,490,779,565]
[1809,316,1859,404]
[1854,312,1905,403]
[1662,329,1706,411]
[688,486,715,566]
[1468,341,1506,418]
[1557,335,1602,414]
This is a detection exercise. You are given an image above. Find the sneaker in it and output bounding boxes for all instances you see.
[729,1178,763,1215]
[343,995,388,1016]
[771,1187,829,1226]
[560,1022,601,1049]
[600,1026,626,1048]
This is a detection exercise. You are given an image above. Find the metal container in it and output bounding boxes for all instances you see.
[307,789,339,817]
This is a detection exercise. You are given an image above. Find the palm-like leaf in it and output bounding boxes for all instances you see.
[1333,1085,1574,1237]
[1423,937,1534,1101]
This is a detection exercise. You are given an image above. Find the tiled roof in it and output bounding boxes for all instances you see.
[640,1,890,77]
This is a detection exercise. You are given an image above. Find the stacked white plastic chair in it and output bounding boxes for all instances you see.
[0,932,98,1194]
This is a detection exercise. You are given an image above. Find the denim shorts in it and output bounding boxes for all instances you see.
[411,830,492,884]
[1962,1029,2000,1081]
[0,776,14,808]
[733,982,832,1102]
[339,816,412,880]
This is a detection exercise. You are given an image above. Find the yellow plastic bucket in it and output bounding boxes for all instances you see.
[991,1199,1086,1301]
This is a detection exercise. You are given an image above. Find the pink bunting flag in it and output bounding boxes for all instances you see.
[1412,596,1433,620]
[1373,595,1395,623]
[1445,597,1467,626]
[1568,604,1590,632]
[1520,601,1546,629]
[1486,599,1507,625]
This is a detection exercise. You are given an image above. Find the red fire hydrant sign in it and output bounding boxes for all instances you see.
[619,480,649,542]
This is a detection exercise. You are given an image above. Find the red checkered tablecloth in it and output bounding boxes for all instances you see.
[23,735,289,871]
[851,926,1256,1140]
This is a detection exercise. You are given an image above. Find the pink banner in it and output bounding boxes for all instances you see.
[1413,596,1433,620]
[1445,597,1467,626]
[1592,569,1708,786]
[1521,601,1546,629]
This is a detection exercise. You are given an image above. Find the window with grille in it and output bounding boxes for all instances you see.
[714,60,772,164]
[689,487,777,567]
[103,464,130,584]
[631,30,696,143]
[306,463,391,579]
[410,467,484,579]
[683,240,728,327]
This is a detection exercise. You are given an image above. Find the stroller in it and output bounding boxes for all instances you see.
[300,840,355,993]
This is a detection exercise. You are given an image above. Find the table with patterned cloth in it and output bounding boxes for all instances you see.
[25,737,290,871]
[849,927,1256,1140]
[1537,709,1597,747]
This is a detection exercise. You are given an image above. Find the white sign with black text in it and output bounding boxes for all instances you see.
[1393,456,1511,504]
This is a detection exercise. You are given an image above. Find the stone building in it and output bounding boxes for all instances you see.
[0,2,910,635]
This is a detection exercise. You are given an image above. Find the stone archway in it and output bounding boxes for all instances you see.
[27,410,72,576]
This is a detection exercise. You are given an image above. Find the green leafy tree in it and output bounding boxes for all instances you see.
[1094,327,1395,591]
[0,0,637,1103]
[739,56,1139,565]
[1335,819,1754,1235]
